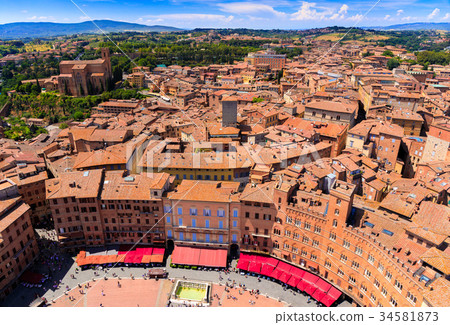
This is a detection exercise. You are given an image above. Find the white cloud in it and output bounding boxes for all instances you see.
[401,16,411,21]
[26,15,55,21]
[21,10,28,14]
[347,14,364,22]
[396,9,404,16]
[329,4,349,20]
[338,4,349,15]
[384,15,391,20]
[428,8,440,19]
[329,13,340,20]
[291,2,333,21]
[218,2,285,17]
[443,13,450,20]
[146,18,164,24]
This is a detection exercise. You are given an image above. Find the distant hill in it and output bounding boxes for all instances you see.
[0,20,183,39]
[368,22,450,31]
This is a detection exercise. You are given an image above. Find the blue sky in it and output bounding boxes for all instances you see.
[1,0,449,29]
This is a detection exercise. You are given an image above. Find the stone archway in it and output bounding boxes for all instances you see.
[166,239,175,255]
[230,244,239,259]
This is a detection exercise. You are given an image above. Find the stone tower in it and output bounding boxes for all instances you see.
[101,47,112,79]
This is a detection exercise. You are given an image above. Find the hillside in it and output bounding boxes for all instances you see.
[370,22,450,31]
[0,20,182,39]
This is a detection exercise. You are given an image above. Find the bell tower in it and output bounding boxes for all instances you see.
[101,47,112,79]
[101,47,110,62]
[327,180,355,233]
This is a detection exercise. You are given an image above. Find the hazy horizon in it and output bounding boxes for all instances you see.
[0,0,448,30]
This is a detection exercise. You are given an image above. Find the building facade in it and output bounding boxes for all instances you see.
[46,169,171,252]
[163,180,241,251]
[0,179,39,300]
[57,48,112,97]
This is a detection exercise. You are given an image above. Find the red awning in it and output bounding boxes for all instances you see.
[186,247,201,265]
[124,252,136,264]
[254,255,272,264]
[319,295,335,307]
[77,257,88,266]
[328,286,341,299]
[150,254,163,263]
[270,268,285,280]
[291,268,306,279]
[276,262,293,283]
[171,246,193,265]
[268,258,279,267]
[305,285,317,296]
[302,272,319,295]
[312,288,327,302]
[198,248,227,268]
[238,253,250,261]
[136,247,153,255]
[237,253,254,270]
[132,255,143,264]
[153,247,165,255]
[302,272,319,285]
[260,263,275,277]
[210,249,227,268]
[248,261,262,273]
[98,255,110,265]
[278,272,292,284]
[287,276,300,287]
[297,279,306,291]
[277,261,292,272]
[198,248,214,267]
[172,246,226,267]
[316,279,332,293]
[116,254,126,263]
[171,246,182,263]
[237,259,250,270]
[320,287,342,307]
[141,255,152,263]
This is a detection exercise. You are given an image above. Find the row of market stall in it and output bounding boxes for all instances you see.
[171,246,228,269]
[76,247,165,267]
[237,253,342,307]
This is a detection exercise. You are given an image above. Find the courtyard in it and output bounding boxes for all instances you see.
[1,250,352,307]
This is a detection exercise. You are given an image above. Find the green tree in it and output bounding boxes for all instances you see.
[113,66,123,83]
[252,97,264,103]
[73,111,84,121]
[277,69,284,84]
[387,58,400,70]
